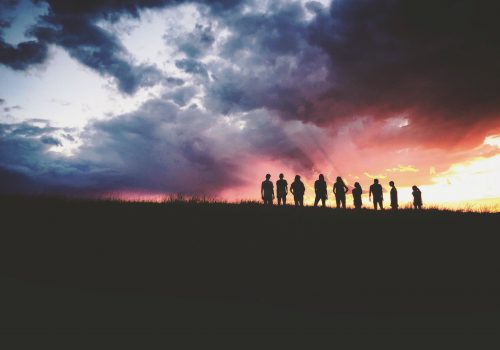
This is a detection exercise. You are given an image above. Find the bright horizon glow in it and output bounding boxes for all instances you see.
[109,151,500,213]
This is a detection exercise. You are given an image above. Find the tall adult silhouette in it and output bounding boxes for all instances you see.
[276,173,288,206]
[389,181,398,210]
[352,182,363,209]
[314,174,327,207]
[412,185,423,209]
[261,174,274,205]
[333,176,349,209]
[369,179,384,210]
[290,175,305,207]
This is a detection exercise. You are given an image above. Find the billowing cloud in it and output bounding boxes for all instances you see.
[0,0,244,93]
[0,95,314,194]
[306,0,500,148]
[0,39,48,70]
[0,0,499,204]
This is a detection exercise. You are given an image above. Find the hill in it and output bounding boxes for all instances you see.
[1,196,499,334]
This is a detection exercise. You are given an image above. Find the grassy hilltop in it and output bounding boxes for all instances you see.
[1,196,499,334]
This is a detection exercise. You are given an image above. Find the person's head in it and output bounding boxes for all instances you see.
[319,174,324,181]
[294,175,301,181]
[265,174,271,180]
[279,173,284,179]
[336,176,342,182]
[389,181,394,187]
[412,185,418,191]
[374,179,379,184]
[354,182,361,189]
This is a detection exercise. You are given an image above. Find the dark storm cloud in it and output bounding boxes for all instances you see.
[305,0,500,143]
[0,1,48,70]
[28,11,163,94]
[77,98,313,193]
[0,0,244,93]
[0,121,92,191]
[203,1,332,118]
[172,23,215,59]
[40,135,61,146]
[0,95,313,195]
[0,119,157,194]
[0,39,48,70]
[175,58,209,79]
[163,85,198,106]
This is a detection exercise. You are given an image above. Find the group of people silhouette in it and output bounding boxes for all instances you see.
[261,174,423,210]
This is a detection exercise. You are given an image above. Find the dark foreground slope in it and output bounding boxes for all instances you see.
[1,196,499,334]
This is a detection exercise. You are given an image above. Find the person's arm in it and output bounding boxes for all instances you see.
[272,184,275,199]
[344,184,349,193]
[333,184,336,195]
[290,184,294,195]
[285,182,288,195]
[369,186,372,201]
[261,182,264,199]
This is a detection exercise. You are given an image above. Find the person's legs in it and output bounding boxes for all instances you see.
[299,197,304,207]
[314,196,320,207]
[373,201,377,210]
[335,196,341,208]
[341,197,346,209]
[321,198,326,207]
[277,197,282,206]
[283,196,286,205]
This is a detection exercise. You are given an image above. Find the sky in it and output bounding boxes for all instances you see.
[1,0,499,210]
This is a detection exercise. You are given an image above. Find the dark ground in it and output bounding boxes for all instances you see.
[1,196,499,334]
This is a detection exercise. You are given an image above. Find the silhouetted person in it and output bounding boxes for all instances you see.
[412,185,423,209]
[389,181,398,210]
[314,174,327,207]
[290,175,305,207]
[276,173,288,206]
[369,179,384,210]
[333,176,349,209]
[261,174,274,205]
[352,182,363,209]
